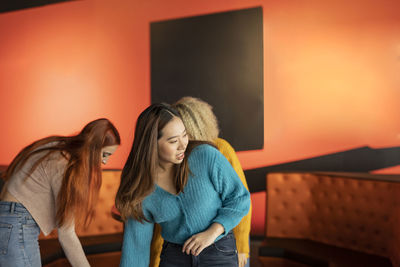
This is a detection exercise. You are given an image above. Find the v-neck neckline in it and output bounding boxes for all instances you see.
[155,184,180,197]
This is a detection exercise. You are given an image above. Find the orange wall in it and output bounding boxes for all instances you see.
[1,0,400,234]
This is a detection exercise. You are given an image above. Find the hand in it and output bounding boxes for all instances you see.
[238,253,248,267]
[182,223,224,256]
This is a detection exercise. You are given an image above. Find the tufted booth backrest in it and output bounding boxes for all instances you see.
[40,170,123,239]
[266,172,400,267]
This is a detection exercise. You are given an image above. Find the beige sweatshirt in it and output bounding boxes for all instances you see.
[4,150,90,267]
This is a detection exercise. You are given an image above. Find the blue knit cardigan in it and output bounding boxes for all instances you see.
[120,144,251,267]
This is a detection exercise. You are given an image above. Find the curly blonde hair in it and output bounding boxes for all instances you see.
[172,97,220,142]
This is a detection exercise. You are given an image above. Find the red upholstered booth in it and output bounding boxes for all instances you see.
[259,172,400,267]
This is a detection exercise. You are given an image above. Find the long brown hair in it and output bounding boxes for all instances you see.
[4,118,120,227]
[116,103,200,222]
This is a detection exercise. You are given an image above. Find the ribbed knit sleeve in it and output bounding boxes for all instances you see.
[215,138,252,257]
[120,218,154,267]
[205,146,251,236]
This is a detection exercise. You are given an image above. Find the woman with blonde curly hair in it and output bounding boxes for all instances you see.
[149,97,252,267]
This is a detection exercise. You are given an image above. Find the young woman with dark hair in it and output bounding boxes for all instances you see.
[0,118,120,267]
[116,103,250,267]
[149,97,252,267]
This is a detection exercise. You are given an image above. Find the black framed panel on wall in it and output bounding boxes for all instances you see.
[0,0,75,13]
[150,7,264,151]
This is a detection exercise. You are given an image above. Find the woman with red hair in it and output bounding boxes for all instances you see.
[0,118,120,267]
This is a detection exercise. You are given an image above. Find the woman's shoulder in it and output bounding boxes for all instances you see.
[214,138,230,147]
[188,143,228,168]
[39,151,68,180]
[214,138,235,152]
[213,138,237,161]
[41,150,68,167]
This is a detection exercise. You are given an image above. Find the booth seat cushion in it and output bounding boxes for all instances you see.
[259,238,392,267]
[258,256,310,267]
[43,252,121,267]
[40,233,123,266]
[263,172,400,267]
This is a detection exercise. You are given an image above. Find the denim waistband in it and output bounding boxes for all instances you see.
[165,231,234,248]
[0,201,29,214]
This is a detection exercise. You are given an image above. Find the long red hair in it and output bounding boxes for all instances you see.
[4,118,120,228]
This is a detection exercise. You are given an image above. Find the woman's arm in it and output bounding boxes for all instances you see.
[57,224,90,267]
[183,145,251,256]
[121,218,154,267]
[50,160,90,267]
[210,147,251,235]
[149,223,164,267]
[215,138,252,259]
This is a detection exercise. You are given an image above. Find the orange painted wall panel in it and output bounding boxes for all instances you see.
[1,0,400,234]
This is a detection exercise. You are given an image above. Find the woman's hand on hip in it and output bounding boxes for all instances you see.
[238,253,248,267]
[182,223,224,256]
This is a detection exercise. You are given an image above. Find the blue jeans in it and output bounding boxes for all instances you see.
[0,202,41,267]
[159,231,238,267]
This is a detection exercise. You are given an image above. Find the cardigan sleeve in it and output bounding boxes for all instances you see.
[120,218,154,267]
[215,138,252,257]
[206,146,251,236]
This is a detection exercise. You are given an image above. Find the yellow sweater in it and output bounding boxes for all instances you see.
[149,138,252,266]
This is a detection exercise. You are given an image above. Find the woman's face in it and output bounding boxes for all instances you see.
[101,145,118,165]
[158,116,189,168]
